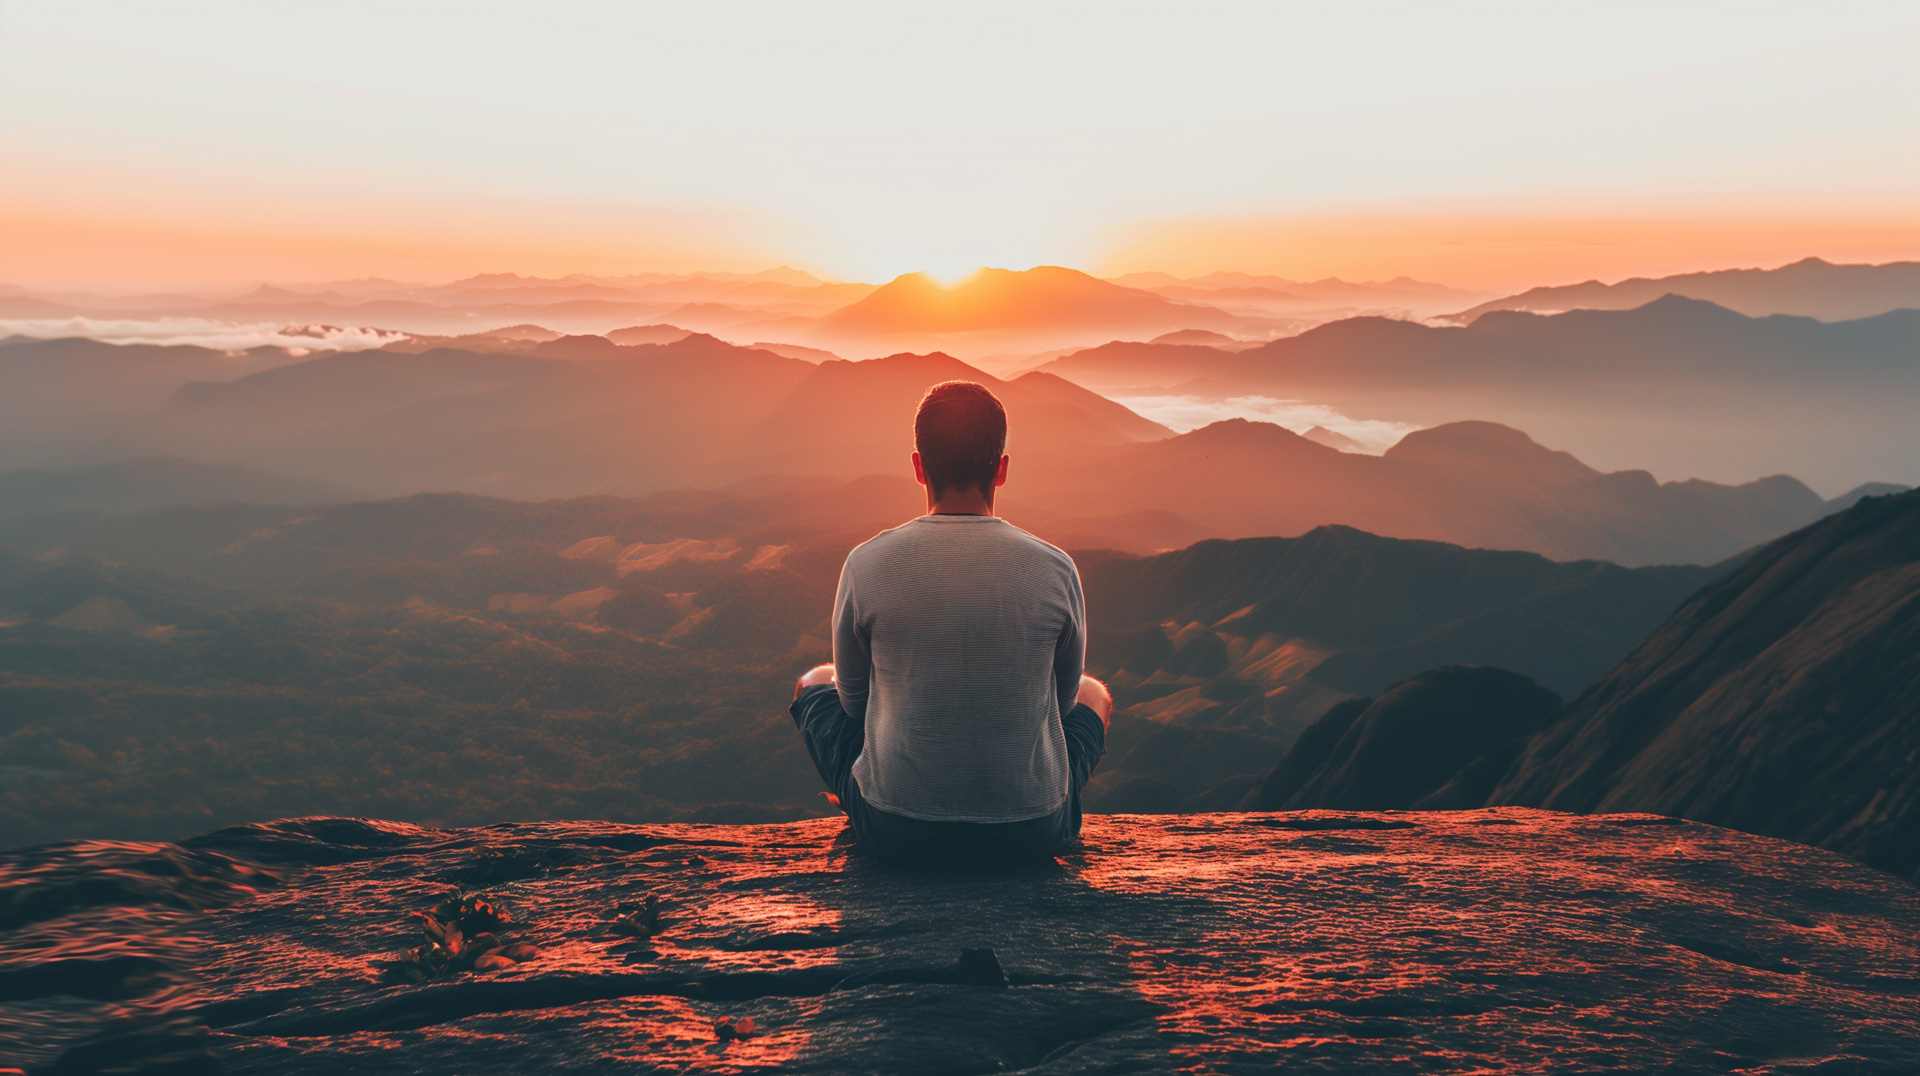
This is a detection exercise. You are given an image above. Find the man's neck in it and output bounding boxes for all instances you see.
[925,489,996,516]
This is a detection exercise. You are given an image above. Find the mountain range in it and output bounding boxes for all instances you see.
[1036,295,1920,491]
[1447,257,1920,323]
[1105,271,1489,319]
[0,266,1277,350]
[1041,294,1919,398]
[0,269,877,337]
[0,332,1885,565]
[1025,418,1855,565]
[7,262,1915,499]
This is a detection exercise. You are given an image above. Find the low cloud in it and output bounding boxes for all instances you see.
[0,317,409,353]
[1116,395,1415,453]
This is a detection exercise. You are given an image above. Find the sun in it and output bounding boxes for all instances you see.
[922,264,984,288]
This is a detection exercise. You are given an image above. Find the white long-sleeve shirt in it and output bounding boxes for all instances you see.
[834,514,1085,823]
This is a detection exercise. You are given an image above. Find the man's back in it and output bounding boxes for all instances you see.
[834,514,1084,823]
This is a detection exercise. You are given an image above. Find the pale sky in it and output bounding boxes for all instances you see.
[4,1,1918,287]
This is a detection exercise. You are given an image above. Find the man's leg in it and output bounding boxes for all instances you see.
[1054,675,1112,848]
[795,663,836,695]
[1067,675,1112,788]
[1076,675,1114,730]
[789,665,863,808]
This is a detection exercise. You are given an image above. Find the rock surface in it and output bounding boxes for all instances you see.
[6,811,1920,1074]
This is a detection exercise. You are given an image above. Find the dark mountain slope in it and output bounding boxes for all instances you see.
[1071,528,1719,814]
[1079,525,1720,695]
[1243,666,1561,811]
[1484,489,1920,880]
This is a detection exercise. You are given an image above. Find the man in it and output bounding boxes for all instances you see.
[789,380,1112,866]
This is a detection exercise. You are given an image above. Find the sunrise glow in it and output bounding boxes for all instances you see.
[3,3,1916,289]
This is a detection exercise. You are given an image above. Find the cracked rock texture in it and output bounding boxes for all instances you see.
[6,810,1920,1074]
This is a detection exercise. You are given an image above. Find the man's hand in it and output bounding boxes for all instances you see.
[1076,675,1114,730]
[795,663,836,700]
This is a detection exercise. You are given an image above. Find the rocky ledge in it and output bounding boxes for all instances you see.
[5,811,1920,1074]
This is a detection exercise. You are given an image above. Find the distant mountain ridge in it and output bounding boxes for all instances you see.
[1448,257,1920,323]
[1105,271,1487,317]
[1035,295,1920,491]
[0,270,878,337]
[1041,294,1920,396]
[1030,418,1833,565]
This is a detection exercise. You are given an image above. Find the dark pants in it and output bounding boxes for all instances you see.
[789,683,1107,867]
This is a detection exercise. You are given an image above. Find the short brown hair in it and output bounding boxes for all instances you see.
[914,381,1007,498]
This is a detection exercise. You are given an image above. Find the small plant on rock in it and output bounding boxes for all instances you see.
[608,893,664,939]
[430,892,516,934]
[373,891,540,984]
[713,1015,757,1041]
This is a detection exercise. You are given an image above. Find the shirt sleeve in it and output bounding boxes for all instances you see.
[833,554,872,721]
[1054,559,1087,719]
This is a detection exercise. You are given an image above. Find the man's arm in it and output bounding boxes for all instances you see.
[832,559,872,721]
[1054,562,1087,719]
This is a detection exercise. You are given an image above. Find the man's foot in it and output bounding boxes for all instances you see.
[794,663,835,700]
[1077,675,1114,730]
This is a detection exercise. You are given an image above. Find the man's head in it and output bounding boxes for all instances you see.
[913,380,1008,503]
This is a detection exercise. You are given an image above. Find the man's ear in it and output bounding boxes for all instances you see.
[993,455,1009,488]
[911,451,928,487]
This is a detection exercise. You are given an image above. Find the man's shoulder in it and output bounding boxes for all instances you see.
[996,520,1078,572]
[844,517,1076,574]
[844,518,924,560]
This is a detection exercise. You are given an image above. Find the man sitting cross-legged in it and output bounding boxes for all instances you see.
[789,379,1113,867]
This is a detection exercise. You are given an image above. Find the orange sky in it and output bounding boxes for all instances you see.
[11,189,1919,295]
[0,184,781,292]
[1096,206,1920,291]
[3,4,1916,292]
